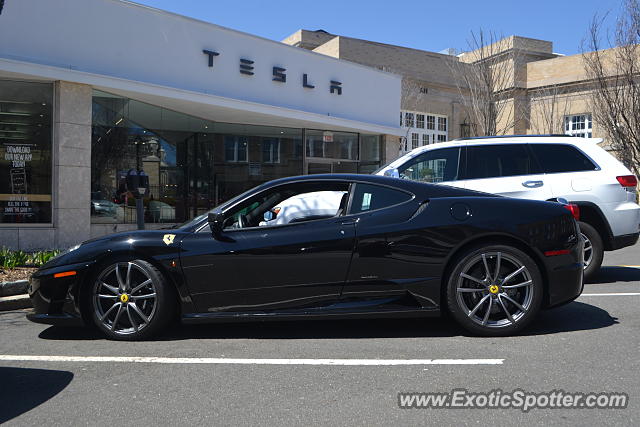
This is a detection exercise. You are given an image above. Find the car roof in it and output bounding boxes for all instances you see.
[384,135,604,169]
[261,173,486,199]
[266,173,409,187]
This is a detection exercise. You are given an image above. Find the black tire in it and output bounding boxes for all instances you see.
[446,244,544,337]
[88,259,175,341]
[578,221,603,281]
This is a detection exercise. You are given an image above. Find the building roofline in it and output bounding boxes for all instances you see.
[109,1,401,79]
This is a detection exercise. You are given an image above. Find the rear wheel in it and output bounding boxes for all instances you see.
[578,221,603,281]
[446,245,543,336]
[90,259,174,340]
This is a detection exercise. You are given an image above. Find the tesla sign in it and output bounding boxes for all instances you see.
[202,49,342,95]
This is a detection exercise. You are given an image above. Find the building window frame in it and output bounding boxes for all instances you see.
[404,112,415,128]
[224,136,249,163]
[400,110,448,154]
[564,114,593,138]
[262,138,280,164]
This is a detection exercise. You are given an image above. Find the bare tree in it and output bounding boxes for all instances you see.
[529,84,572,134]
[583,0,640,175]
[450,30,523,136]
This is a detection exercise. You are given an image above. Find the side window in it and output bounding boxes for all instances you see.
[222,182,349,229]
[464,144,540,179]
[398,147,461,183]
[529,144,597,173]
[349,183,412,214]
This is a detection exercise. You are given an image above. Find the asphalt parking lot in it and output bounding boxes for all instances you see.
[1,244,638,426]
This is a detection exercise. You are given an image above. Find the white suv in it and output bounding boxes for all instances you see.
[376,135,640,279]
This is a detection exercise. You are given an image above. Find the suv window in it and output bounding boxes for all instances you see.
[349,183,412,214]
[398,147,461,183]
[529,144,597,173]
[464,144,540,179]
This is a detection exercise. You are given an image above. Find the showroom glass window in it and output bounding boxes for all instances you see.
[358,134,381,174]
[305,130,358,161]
[0,80,52,224]
[91,90,303,225]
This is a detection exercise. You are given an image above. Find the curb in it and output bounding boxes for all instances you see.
[0,294,32,311]
[0,280,29,297]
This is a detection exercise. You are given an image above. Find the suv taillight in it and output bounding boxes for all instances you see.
[563,203,580,221]
[616,175,638,187]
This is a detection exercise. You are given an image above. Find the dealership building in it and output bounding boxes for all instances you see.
[1,0,622,251]
[0,0,402,250]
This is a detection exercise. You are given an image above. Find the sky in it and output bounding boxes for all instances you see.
[132,0,623,56]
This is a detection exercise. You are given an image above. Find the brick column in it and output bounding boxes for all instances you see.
[52,81,92,249]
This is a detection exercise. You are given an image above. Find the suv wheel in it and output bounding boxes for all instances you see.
[446,245,543,336]
[578,221,604,281]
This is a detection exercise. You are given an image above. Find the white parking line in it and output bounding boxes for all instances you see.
[0,355,504,366]
[581,292,640,297]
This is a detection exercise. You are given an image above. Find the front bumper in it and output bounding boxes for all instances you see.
[26,261,94,326]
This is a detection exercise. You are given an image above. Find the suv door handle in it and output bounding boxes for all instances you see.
[522,180,544,188]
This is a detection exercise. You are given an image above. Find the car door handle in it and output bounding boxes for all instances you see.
[337,218,359,226]
[522,180,544,188]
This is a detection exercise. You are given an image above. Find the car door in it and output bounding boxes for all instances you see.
[179,183,356,314]
[340,182,420,301]
[528,143,601,201]
[457,144,552,200]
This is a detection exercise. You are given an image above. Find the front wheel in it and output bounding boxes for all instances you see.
[446,245,543,336]
[90,259,175,340]
[578,221,603,281]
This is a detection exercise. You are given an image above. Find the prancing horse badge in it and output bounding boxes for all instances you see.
[163,234,176,245]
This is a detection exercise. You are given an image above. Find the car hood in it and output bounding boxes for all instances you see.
[42,229,187,269]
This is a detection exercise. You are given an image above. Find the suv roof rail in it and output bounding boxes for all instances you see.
[452,134,573,141]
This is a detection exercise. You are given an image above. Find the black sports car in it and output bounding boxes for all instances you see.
[27,174,583,340]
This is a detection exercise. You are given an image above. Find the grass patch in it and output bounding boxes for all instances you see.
[0,248,61,270]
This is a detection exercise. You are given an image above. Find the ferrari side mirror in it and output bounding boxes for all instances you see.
[208,211,224,238]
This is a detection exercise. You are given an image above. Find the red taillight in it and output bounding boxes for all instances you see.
[616,175,638,187]
[563,203,580,221]
[544,249,570,256]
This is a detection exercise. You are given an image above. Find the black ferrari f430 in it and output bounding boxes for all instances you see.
[28,174,584,340]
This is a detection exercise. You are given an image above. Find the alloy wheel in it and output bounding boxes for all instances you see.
[93,262,158,335]
[455,251,534,328]
[581,232,593,269]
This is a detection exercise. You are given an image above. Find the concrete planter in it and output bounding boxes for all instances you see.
[0,279,29,297]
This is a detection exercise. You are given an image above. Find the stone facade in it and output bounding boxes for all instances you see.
[282,31,471,162]
[53,81,93,249]
[283,30,621,161]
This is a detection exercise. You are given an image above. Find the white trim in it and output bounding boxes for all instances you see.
[0,355,505,366]
[110,1,401,78]
[0,58,403,136]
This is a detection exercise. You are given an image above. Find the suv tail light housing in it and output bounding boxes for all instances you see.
[563,203,580,221]
[616,175,638,188]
